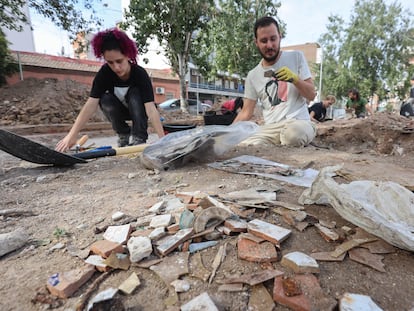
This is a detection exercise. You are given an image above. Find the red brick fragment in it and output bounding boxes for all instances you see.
[273,274,336,311]
[224,219,247,233]
[175,193,193,204]
[237,238,278,263]
[46,264,95,299]
[90,240,124,258]
[167,224,180,233]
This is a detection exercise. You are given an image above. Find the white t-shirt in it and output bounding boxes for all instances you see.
[244,50,312,124]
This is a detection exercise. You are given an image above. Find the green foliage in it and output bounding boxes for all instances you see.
[1,0,27,31]
[53,227,68,238]
[122,0,283,95]
[1,0,103,86]
[0,29,18,86]
[1,0,102,38]
[318,0,414,101]
[123,0,214,70]
[122,0,215,109]
[192,0,283,80]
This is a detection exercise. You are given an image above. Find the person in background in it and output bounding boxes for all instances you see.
[56,28,165,152]
[400,77,414,117]
[221,97,244,114]
[308,95,336,123]
[233,16,316,146]
[346,88,372,118]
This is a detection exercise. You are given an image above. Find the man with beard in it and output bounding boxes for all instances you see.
[233,16,316,146]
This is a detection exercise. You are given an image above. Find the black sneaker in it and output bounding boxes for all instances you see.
[118,134,130,147]
[129,135,146,145]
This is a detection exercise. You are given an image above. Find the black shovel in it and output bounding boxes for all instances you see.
[0,129,147,166]
[0,129,87,166]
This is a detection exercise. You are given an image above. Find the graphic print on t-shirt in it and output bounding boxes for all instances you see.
[265,80,288,108]
[114,86,130,107]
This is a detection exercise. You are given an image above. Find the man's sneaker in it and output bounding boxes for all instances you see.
[117,134,130,147]
[129,135,146,146]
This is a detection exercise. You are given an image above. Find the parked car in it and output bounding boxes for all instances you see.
[158,98,211,114]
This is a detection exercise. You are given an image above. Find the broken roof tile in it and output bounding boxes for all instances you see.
[247,219,291,245]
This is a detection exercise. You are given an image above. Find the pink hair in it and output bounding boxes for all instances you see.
[91,28,138,63]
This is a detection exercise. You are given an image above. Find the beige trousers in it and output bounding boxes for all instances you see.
[241,119,316,147]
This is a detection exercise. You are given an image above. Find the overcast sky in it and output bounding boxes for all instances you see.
[30,0,413,68]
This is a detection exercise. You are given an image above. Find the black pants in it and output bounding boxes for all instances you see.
[400,101,414,117]
[99,87,148,141]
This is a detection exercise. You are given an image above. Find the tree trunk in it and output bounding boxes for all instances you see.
[177,53,188,112]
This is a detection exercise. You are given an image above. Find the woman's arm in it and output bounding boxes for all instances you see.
[55,97,99,152]
[145,102,165,138]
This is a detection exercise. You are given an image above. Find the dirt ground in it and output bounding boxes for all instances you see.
[1,78,414,311]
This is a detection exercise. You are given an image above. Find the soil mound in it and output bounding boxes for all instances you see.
[1,78,413,156]
[0,78,104,125]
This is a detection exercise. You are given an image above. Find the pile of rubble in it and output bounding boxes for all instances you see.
[20,182,394,310]
[0,78,107,126]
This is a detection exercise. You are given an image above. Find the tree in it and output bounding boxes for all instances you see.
[318,0,414,103]
[1,0,103,86]
[192,0,283,80]
[1,0,102,37]
[122,0,215,112]
[0,29,18,86]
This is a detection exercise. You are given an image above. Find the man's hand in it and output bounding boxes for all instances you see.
[274,66,299,83]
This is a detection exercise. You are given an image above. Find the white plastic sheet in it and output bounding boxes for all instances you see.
[141,121,259,170]
[299,165,414,252]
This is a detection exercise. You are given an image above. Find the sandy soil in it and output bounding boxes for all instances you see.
[1,78,414,311]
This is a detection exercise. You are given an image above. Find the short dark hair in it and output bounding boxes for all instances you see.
[254,16,280,38]
[348,88,360,100]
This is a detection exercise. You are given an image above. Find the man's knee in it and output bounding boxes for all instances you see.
[280,121,315,147]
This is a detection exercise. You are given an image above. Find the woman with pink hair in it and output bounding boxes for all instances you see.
[56,28,165,151]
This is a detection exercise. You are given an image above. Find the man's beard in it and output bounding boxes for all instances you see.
[259,47,280,63]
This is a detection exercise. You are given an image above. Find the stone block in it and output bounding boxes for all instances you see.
[103,224,132,245]
[181,292,218,311]
[118,272,140,295]
[339,293,382,310]
[149,214,173,228]
[281,251,320,274]
[127,236,153,263]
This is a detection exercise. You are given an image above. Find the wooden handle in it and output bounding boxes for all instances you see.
[76,135,89,146]
[114,144,148,155]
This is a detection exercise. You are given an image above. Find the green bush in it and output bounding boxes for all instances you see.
[0,29,18,87]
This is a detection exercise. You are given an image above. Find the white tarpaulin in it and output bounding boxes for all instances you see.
[299,165,414,252]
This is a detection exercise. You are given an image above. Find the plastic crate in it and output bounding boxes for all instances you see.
[162,124,196,134]
[203,112,237,125]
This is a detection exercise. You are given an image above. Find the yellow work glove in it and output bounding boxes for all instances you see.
[274,66,299,83]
